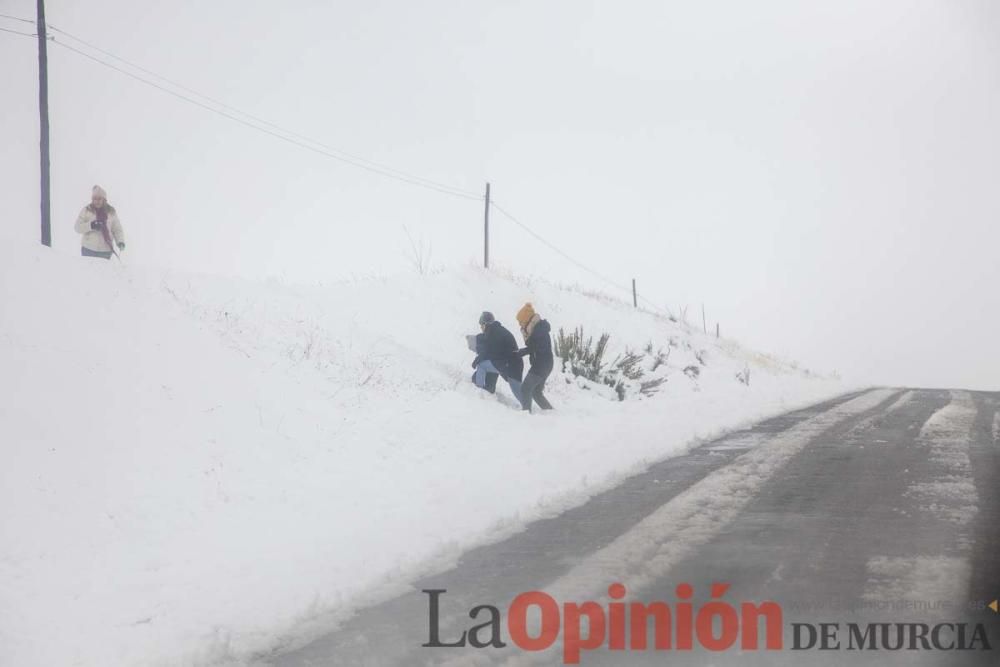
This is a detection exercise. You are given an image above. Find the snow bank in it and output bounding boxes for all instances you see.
[0,244,845,666]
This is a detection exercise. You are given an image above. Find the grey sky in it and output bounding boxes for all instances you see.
[2,0,998,390]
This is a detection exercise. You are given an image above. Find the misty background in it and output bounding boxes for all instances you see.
[1,0,997,390]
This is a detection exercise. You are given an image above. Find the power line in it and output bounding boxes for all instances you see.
[51,38,481,201]
[0,25,35,37]
[489,200,634,295]
[0,13,35,38]
[48,24,482,200]
[45,33,481,201]
[490,200,680,320]
[7,16,479,199]
[0,13,34,24]
[5,13,478,199]
[0,14,482,201]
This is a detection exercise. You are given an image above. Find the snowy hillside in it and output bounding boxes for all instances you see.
[0,244,847,666]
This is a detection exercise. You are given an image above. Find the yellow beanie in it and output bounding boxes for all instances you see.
[516,302,535,327]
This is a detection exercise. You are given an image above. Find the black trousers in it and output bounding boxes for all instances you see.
[519,371,553,412]
[81,247,112,260]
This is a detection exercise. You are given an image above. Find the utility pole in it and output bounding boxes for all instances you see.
[483,182,490,268]
[37,0,51,247]
[632,279,637,308]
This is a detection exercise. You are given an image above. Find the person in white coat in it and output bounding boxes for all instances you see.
[75,185,125,259]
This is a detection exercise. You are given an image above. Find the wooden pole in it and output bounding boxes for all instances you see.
[483,182,490,268]
[716,322,720,338]
[37,0,51,247]
[632,278,637,308]
[701,303,707,334]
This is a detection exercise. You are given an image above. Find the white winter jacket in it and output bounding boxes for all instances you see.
[75,205,124,252]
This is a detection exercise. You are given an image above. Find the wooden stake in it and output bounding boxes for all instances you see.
[37,0,51,247]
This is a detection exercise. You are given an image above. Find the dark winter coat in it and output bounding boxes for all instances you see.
[474,321,524,382]
[519,318,554,378]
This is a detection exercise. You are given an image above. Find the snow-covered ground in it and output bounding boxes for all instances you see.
[0,243,848,666]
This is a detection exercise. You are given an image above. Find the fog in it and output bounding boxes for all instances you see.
[2,0,998,389]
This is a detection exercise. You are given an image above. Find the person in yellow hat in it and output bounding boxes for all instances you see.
[74,185,125,259]
[515,302,554,412]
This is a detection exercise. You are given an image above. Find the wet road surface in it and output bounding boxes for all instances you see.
[264,388,1000,667]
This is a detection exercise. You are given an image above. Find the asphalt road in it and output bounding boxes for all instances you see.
[264,388,1000,667]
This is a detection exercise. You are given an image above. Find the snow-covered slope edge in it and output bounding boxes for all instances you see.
[0,245,848,666]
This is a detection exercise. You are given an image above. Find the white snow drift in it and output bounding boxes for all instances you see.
[0,244,846,666]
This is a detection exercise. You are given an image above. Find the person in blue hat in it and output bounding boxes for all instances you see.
[471,311,523,401]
